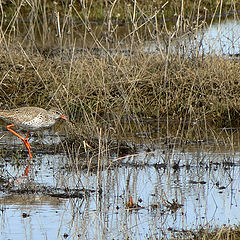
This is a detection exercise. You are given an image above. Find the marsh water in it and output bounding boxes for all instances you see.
[144,19,240,57]
[1,124,240,239]
[1,19,240,239]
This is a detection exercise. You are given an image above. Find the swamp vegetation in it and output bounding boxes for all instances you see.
[0,0,240,239]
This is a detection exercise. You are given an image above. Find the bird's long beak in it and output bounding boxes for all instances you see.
[61,115,68,121]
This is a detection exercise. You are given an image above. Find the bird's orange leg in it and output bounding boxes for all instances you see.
[7,124,32,160]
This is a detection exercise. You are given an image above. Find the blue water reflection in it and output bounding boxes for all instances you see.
[0,145,240,239]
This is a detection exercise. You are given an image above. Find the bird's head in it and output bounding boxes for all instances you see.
[49,109,68,121]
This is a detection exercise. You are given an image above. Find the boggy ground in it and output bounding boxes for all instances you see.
[1,0,240,148]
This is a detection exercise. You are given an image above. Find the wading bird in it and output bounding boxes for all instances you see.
[0,107,67,160]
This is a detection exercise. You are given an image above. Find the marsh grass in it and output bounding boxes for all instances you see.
[189,225,240,240]
[1,47,240,141]
[0,0,240,150]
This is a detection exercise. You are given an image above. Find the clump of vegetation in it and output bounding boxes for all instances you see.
[1,48,240,141]
[2,0,239,24]
[189,225,240,240]
[0,0,240,147]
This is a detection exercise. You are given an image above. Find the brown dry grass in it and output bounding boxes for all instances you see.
[0,0,240,147]
[1,46,240,142]
[191,225,240,240]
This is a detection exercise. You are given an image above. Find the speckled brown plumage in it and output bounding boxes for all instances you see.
[0,107,67,160]
[0,107,67,130]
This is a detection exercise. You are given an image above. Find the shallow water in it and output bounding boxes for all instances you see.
[144,19,240,57]
[0,129,240,239]
[201,19,240,56]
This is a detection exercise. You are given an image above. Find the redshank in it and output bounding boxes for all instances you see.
[0,107,67,159]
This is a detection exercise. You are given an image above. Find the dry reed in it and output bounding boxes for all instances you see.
[0,0,239,148]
